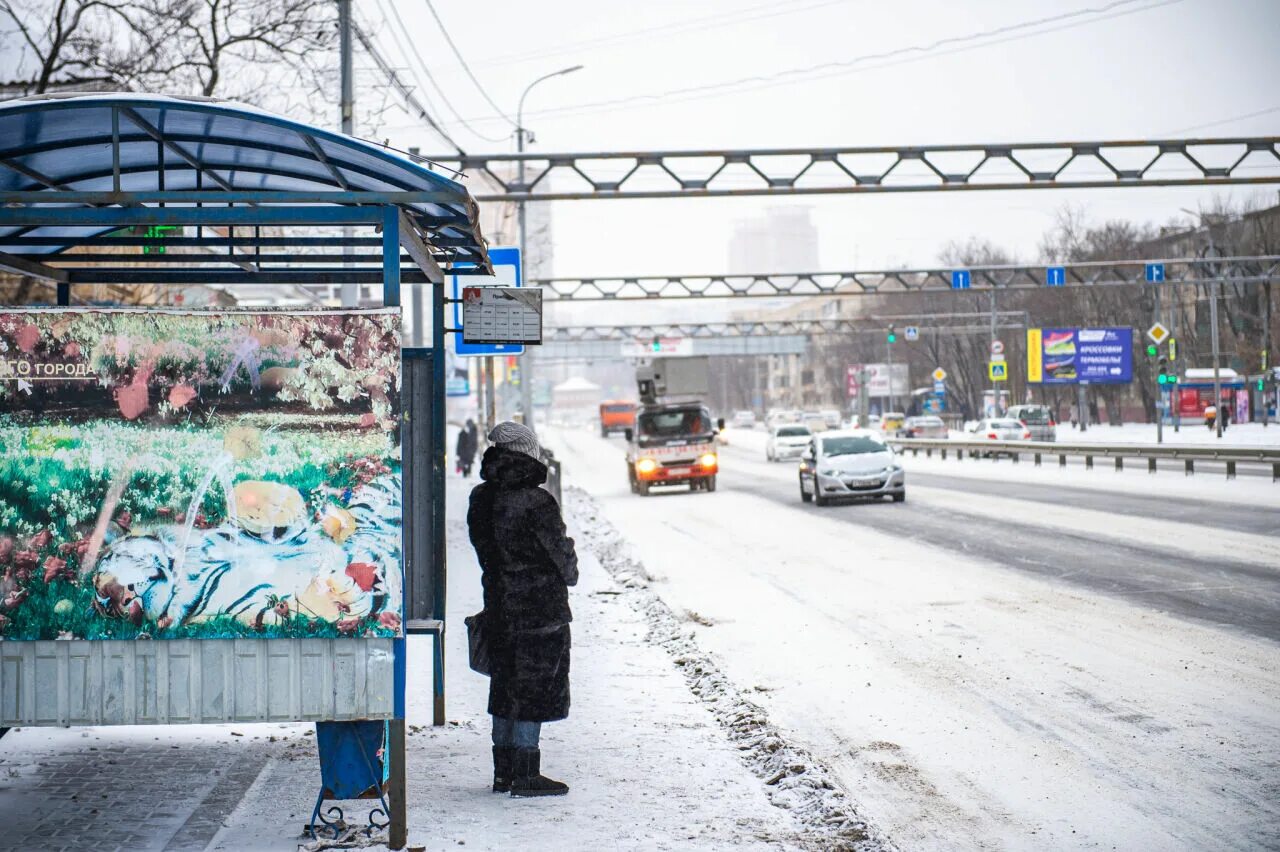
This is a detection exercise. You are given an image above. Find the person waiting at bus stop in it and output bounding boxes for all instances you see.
[467,421,578,797]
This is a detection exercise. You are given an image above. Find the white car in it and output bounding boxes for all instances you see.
[731,410,757,428]
[798,429,906,506]
[819,409,842,429]
[766,424,812,462]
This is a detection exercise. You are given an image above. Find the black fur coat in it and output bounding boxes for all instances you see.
[467,446,578,722]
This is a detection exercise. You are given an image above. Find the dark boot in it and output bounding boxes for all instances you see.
[492,746,515,793]
[510,748,568,797]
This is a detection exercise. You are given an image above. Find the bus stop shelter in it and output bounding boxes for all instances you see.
[0,92,490,846]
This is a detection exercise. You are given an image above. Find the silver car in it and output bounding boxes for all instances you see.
[798,429,906,506]
[1006,404,1056,442]
[766,424,812,461]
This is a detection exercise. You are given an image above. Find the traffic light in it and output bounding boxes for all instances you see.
[1156,356,1169,385]
[1258,378,1266,391]
[887,325,897,344]
[1146,344,1158,358]
[651,335,661,353]
[1168,338,1177,360]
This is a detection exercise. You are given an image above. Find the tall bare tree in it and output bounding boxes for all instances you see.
[0,0,150,93]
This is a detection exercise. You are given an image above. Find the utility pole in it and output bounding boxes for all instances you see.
[337,0,357,308]
[516,122,533,433]
[1263,277,1272,428]
[515,65,582,437]
[1205,237,1224,439]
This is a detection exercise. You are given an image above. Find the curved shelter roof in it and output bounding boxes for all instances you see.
[0,92,489,276]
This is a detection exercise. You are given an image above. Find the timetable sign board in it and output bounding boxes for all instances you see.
[461,286,543,345]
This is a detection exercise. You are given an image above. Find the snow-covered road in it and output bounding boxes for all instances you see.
[543,424,1280,851]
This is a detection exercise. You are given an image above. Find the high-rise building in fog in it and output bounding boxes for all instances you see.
[728,206,819,273]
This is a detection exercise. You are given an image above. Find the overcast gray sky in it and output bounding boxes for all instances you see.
[363,0,1280,282]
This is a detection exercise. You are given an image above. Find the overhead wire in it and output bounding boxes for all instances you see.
[377,0,508,143]
[435,0,1182,131]
[352,15,468,154]
[421,0,516,128]
[459,0,855,73]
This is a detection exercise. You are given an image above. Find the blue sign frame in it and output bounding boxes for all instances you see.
[451,246,523,357]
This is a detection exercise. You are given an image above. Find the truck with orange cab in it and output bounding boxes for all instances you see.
[599,400,637,437]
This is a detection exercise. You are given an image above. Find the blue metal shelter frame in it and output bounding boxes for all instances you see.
[0,93,491,848]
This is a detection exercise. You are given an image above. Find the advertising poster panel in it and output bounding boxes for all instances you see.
[846,363,909,397]
[0,309,403,641]
[1026,327,1133,384]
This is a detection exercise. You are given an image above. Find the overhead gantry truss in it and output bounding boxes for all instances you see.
[530,256,1280,301]
[544,316,1030,342]
[424,137,1280,202]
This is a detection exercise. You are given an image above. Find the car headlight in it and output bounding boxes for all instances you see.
[819,468,838,477]
[636,458,658,474]
[699,453,718,469]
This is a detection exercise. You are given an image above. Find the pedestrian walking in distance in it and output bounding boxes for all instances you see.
[467,421,578,797]
[456,418,478,477]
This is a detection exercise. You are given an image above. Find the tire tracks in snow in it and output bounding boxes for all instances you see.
[564,485,894,852]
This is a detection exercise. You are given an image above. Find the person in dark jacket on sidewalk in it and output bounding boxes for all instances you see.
[456,419,478,477]
[467,421,578,797]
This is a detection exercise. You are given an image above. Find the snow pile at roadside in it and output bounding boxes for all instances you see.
[564,485,892,852]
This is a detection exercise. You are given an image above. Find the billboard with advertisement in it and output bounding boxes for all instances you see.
[0,309,403,642]
[846,363,909,398]
[1026,327,1133,384]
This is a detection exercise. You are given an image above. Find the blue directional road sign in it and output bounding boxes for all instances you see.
[451,246,523,357]
[951,270,971,290]
[1046,266,1066,286]
[1145,263,1165,283]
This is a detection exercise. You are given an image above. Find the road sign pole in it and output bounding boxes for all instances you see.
[989,290,998,415]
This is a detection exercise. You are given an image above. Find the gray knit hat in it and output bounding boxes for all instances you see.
[489,420,540,461]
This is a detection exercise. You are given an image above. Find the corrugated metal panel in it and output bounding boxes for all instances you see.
[0,639,394,726]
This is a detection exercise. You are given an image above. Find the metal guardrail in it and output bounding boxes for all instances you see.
[889,438,1280,481]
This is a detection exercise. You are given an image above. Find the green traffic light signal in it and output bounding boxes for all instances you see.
[1157,374,1167,385]
[1259,379,1266,391]
[887,326,897,343]
[1146,344,1158,357]
[651,336,661,352]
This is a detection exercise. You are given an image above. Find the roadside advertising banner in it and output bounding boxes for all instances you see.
[846,363,909,397]
[0,309,403,641]
[1026,327,1133,384]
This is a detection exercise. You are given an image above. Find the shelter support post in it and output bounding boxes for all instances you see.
[432,253,447,728]
[381,207,408,851]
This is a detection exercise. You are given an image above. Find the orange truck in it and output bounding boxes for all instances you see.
[599,400,637,437]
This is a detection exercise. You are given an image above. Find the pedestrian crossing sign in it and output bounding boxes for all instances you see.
[989,361,1008,382]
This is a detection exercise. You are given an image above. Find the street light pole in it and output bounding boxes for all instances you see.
[516,65,583,437]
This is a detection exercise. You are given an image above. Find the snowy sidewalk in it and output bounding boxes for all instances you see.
[0,472,808,851]
[210,472,805,850]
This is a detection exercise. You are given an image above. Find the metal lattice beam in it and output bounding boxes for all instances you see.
[544,318,1029,342]
[425,138,1280,201]
[531,256,1280,300]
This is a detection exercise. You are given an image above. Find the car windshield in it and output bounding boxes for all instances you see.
[989,419,1022,429]
[1014,408,1051,424]
[776,426,811,437]
[821,435,887,456]
[638,409,711,437]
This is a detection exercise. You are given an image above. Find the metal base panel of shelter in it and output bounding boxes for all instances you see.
[0,638,394,725]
